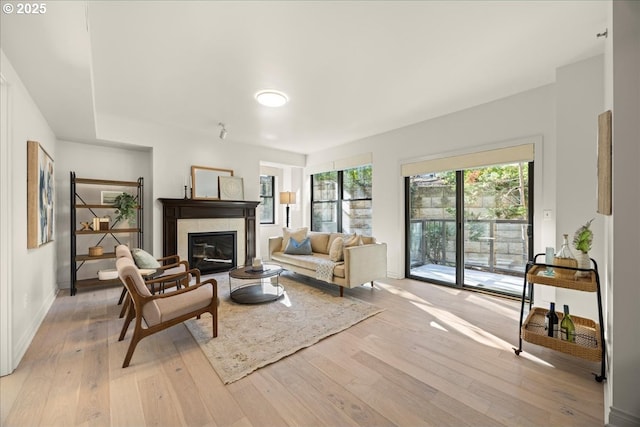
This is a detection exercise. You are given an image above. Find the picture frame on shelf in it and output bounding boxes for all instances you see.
[101,190,121,205]
[27,140,55,248]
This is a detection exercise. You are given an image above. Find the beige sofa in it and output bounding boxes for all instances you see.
[268,230,387,296]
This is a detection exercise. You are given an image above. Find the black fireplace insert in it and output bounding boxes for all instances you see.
[188,231,237,274]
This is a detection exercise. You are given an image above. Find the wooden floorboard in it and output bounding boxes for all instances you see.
[0,275,604,426]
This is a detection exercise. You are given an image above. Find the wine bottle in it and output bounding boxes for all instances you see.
[560,304,576,342]
[545,302,559,338]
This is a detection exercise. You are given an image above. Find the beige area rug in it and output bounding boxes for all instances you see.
[185,272,383,384]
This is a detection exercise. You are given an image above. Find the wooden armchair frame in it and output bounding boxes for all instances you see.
[116,245,191,316]
[117,259,218,368]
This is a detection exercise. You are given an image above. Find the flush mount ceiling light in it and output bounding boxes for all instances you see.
[255,90,289,107]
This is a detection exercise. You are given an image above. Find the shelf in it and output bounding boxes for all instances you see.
[75,277,122,289]
[75,178,139,187]
[75,252,116,261]
[75,204,140,209]
[515,254,606,381]
[75,228,139,235]
[526,264,597,292]
[522,307,601,362]
[70,172,143,296]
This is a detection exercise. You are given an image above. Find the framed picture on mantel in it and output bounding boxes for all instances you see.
[191,165,233,199]
[219,176,244,200]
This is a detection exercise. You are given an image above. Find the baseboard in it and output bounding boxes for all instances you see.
[607,406,640,427]
[386,271,402,280]
[12,287,58,370]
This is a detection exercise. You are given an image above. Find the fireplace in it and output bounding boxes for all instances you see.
[159,198,260,269]
[188,231,236,274]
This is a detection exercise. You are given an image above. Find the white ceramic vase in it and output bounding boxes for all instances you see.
[575,251,591,278]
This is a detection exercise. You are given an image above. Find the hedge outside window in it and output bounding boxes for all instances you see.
[311,165,372,235]
[260,175,275,224]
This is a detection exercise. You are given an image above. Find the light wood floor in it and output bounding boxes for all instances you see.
[1,275,604,426]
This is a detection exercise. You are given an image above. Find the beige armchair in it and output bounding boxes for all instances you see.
[116,245,190,293]
[116,257,218,368]
[115,245,192,317]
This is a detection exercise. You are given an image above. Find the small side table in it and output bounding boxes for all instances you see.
[228,263,284,304]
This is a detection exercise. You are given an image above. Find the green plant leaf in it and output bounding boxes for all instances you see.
[573,219,594,253]
[113,193,137,224]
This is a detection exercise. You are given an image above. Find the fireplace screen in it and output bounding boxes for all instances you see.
[188,231,237,274]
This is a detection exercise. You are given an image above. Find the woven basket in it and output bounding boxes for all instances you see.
[526,265,596,292]
[522,307,601,362]
[553,256,578,280]
[88,246,104,256]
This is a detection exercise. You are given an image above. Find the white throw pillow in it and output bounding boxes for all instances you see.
[131,248,161,268]
[329,237,344,262]
[344,233,363,248]
[281,227,308,251]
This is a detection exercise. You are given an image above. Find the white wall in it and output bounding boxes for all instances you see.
[0,50,58,375]
[55,140,153,288]
[307,82,557,281]
[555,56,604,321]
[258,163,304,259]
[87,113,306,259]
[306,55,606,318]
[606,1,640,425]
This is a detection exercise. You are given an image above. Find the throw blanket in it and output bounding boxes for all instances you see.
[316,259,337,282]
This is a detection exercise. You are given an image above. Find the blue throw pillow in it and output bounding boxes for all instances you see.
[284,237,313,255]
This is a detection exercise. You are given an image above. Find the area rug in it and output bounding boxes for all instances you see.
[185,272,383,384]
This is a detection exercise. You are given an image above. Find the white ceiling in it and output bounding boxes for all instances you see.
[1,1,607,154]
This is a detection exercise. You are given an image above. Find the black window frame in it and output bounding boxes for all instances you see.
[311,165,372,234]
[259,175,275,225]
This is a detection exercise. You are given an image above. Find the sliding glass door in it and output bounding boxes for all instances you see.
[406,162,532,296]
[407,171,461,287]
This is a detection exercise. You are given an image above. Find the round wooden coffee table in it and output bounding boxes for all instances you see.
[228,263,284,304]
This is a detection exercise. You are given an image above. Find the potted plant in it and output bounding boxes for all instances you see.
[113,192,137,224]
[572,218,593,277]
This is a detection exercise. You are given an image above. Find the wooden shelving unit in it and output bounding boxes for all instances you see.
[513,254,606,382]
[70,172,143,295]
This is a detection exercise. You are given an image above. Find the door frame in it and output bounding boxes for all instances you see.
[405,161,534,296]
[1,74,14,376]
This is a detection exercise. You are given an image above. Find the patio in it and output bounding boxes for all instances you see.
[410,263,524,296]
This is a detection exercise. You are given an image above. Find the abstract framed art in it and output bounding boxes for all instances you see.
[27,140,55,248]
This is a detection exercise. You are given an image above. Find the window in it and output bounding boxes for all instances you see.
[260,175,275,224]
[311,165,372,235]
[406,162,532,298]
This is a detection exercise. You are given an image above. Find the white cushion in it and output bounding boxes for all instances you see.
[329,237,344,262]
[309,232,330,254]
[344,233,363,248]
[98,269,118,280]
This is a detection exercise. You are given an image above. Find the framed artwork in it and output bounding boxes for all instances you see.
[191,165,233,199]
[101,190,121,205]
[27,140,55,248]
[219,176,244,200]
[597,110,612,215]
